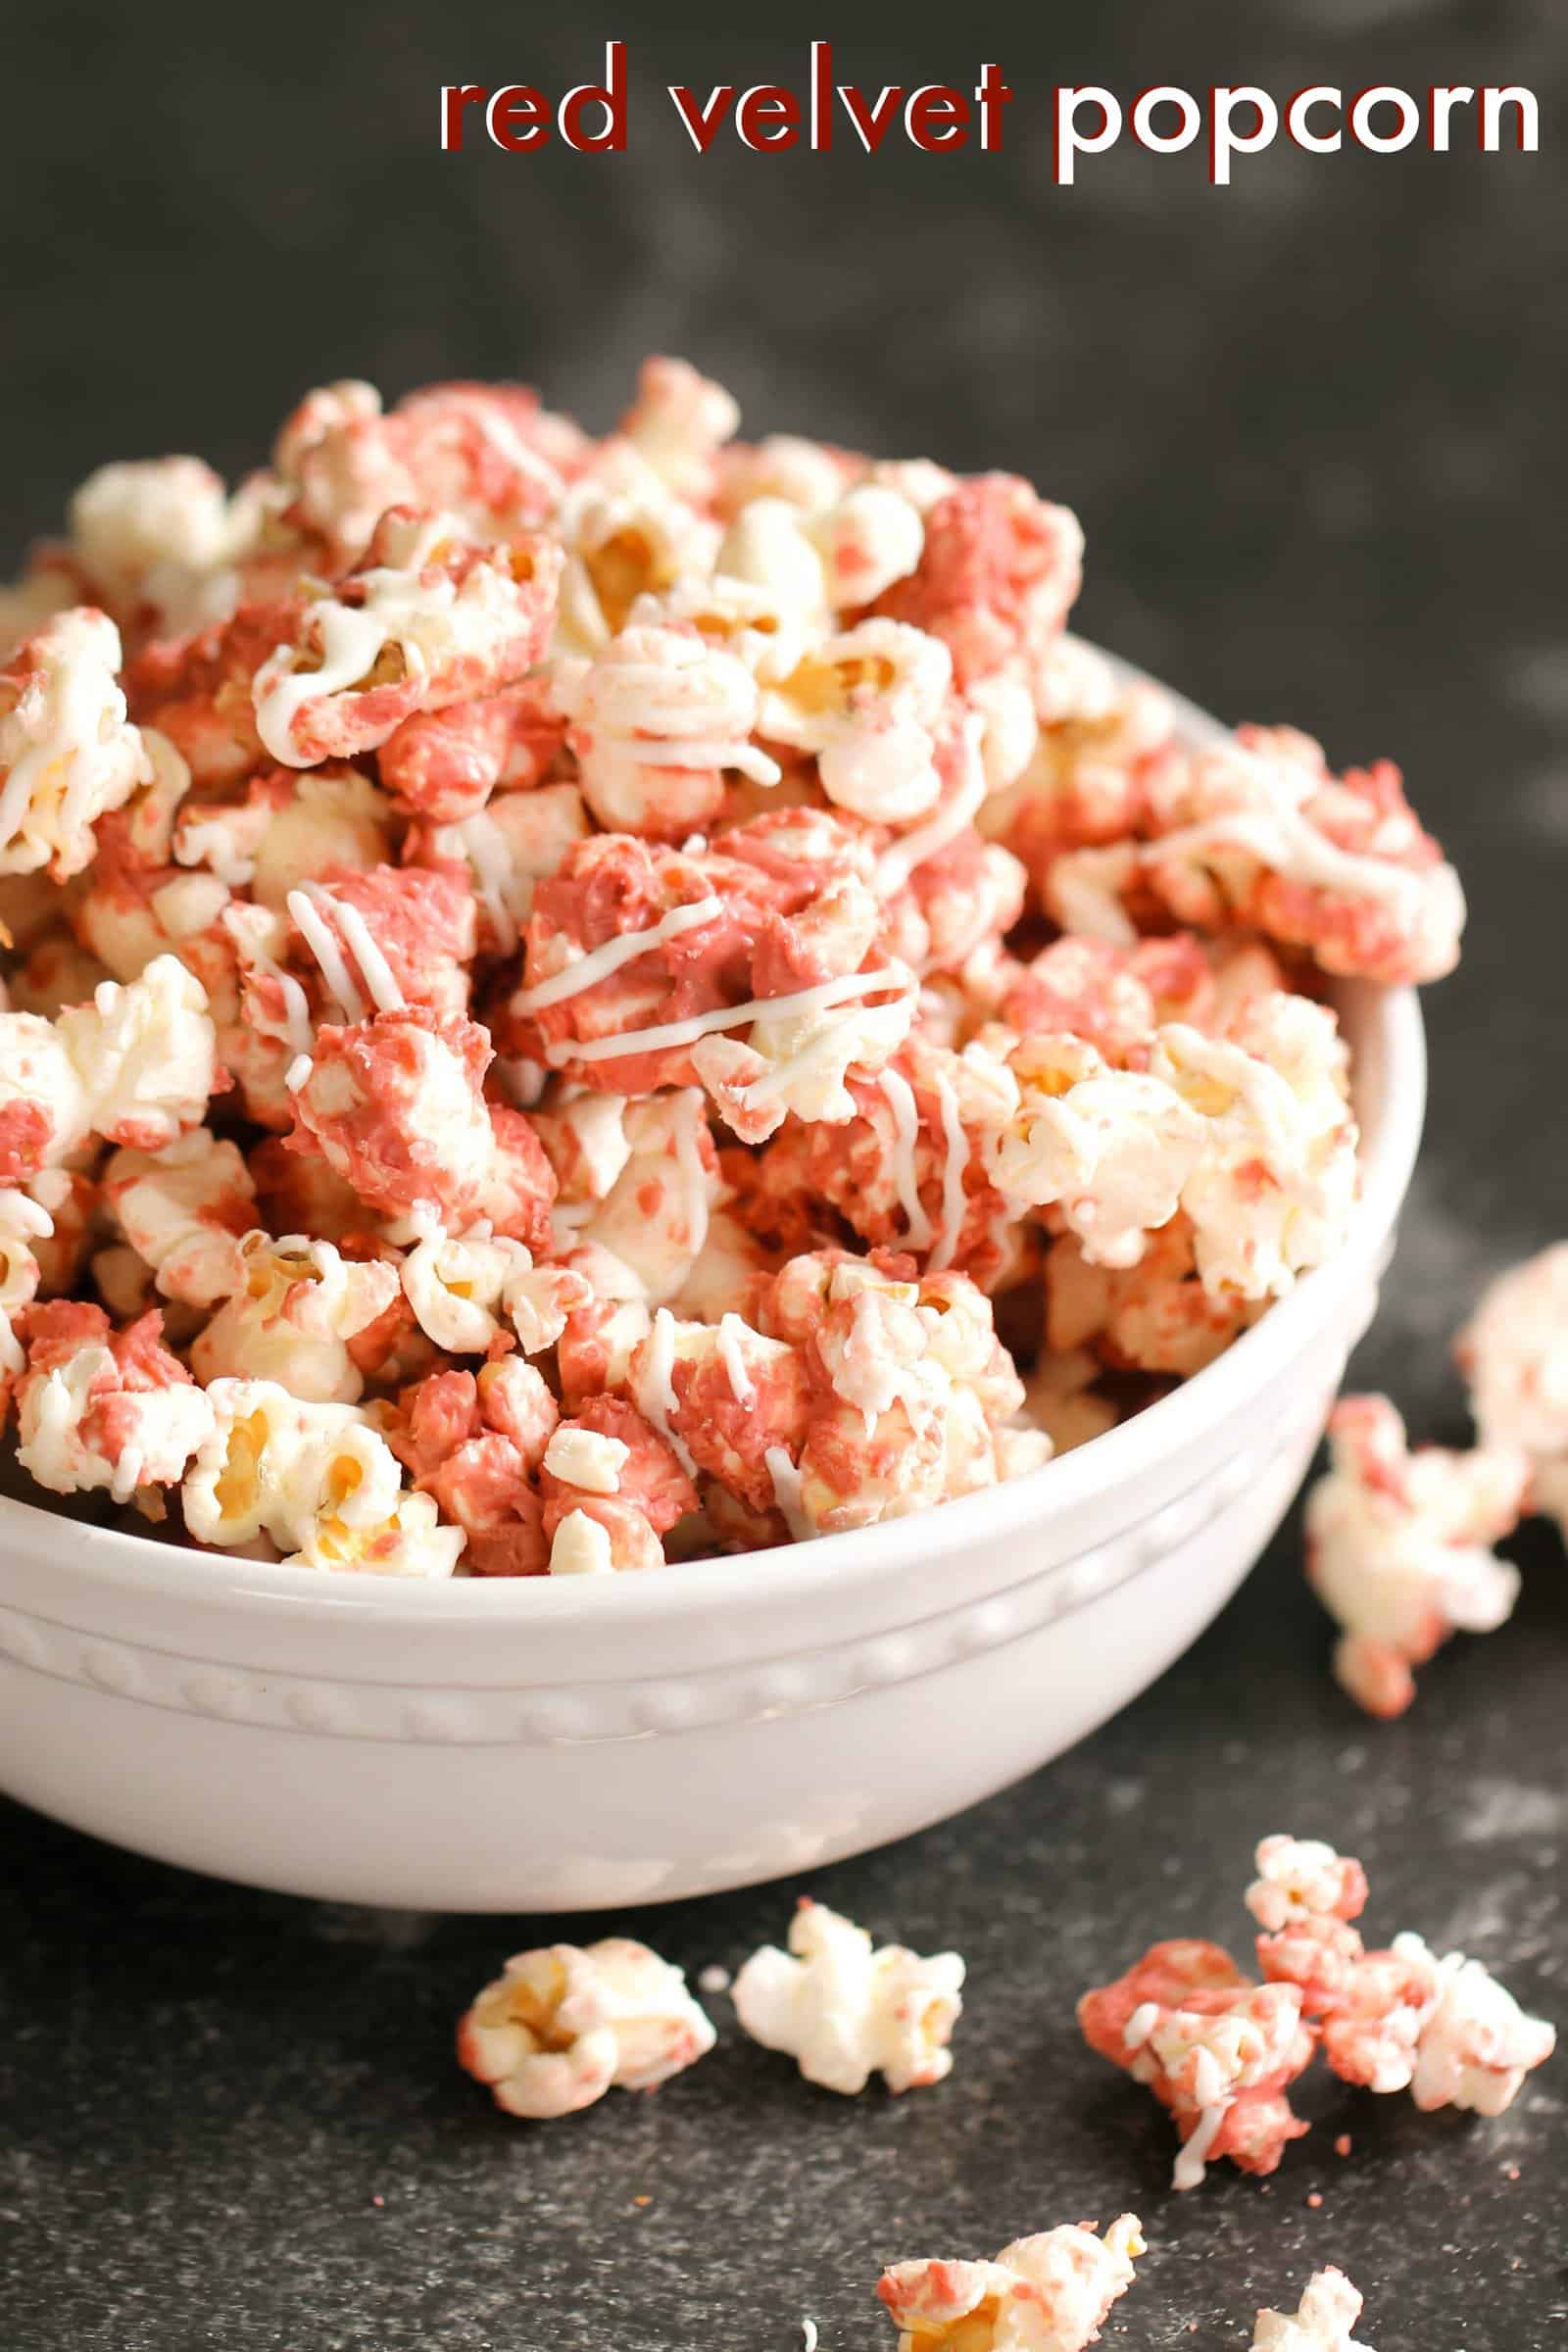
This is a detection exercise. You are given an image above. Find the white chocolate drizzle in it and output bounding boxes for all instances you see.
[514,894,723,1015]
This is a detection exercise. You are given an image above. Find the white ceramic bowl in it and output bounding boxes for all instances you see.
[0,667,1426,1911]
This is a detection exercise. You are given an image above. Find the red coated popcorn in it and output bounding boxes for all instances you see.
[733,1897,964,2095]
[14,1301,214,1499]
[877,473,1084,694]
[1304,1396,1530,1718]
[876,2215,1144,2352]
[0,362,1465,1577]
[1079,1940,1312,2187]
[1143,727,1465,985]
[253,511,561,766]
[457,1936,715,2119]
[286,1006,555,1245]
[1083,1832,1555,2185]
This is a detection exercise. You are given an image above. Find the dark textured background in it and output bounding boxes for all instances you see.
[2,4,1564,2347]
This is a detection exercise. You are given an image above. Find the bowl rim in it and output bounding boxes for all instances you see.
[0,654,1428,1626]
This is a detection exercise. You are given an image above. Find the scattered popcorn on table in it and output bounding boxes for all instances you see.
[1250,2269,1372,2352]
[876,2214,1144,2352]
[457,1936,714,2119]
[1081,1833,1554,2185]
[1304,1396,1530,1718]
[0,361,1465,1573]
[732,1896,964,2095]
[1455,1241,1568,1542]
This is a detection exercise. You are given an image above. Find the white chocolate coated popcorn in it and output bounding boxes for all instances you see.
[182,1377,405,1554]
[0,611,151,879]
[733,1897,964,2095]
[1305,1396,1528,1719]
[1251,2270,1372,2352]
[458,1936,715,2118]
[102,1130,254,1308]
[191,1232,399,1403]
[877,2215,1144,2352]
[1456,1242,1568,1538]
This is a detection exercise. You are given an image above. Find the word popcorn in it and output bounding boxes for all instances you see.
[0,358,1463,1579]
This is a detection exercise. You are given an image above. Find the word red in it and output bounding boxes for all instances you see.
[442,42,627,153]
[668,43,1010,155]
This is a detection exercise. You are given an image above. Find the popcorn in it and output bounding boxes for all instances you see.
[556,443,719,655]
[458,1936,715,2118]
[733,1898,964,2094]
[760,618,951,824]
[68,459,243,640]
[378,674,567,820]
[273,379,569,563]
[1145,728,1465,985]
[876,2216,1144,2352]
[538,1394,698,1574]
[1151,996,1358,1301]
[1396,1937,1556,2114]
[1304,1396,1530,1718]
[994,1032,1204,1269]
[191,1231,399,1403]
[101,1130,255,1308]
[620,356,740,500]
[1455,1242,1568,1539]
[558,621,780,837]
[15,1302,215,1499]
[253,510,561,766]
[1084,1832,1555,2184]
[1251,2270,1372,2352]
[0,1187,54,1375]
[1080,1932,1319,2187]
[877,472,1084,691]
[182,1377,410,1558]
[286,1006,556,1246]
[0,362,1465,1578]
[286,1482,465,1579]
[0,610,152,879]
[984,638,1177,898]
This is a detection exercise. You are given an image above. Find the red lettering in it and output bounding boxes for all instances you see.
[906,85,969,151]
[488,85,549,153]
[668,82,737,153]
[974,62,1012,152]
[441,84,487,153]
[737,85,801,150]
[560,39,626,153]
[837,82,906,154]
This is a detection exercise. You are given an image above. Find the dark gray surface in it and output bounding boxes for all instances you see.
[2,3,1566,2347]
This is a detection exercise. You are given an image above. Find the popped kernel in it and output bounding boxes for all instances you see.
[1250,2270,1372,2352]
[1304,1396,1529,1719]
[15,1301,214,1500]
[733,1897,964,2095]
[458,1936,714,2118]
[876,2215,1144,2352]
[1144,728,1466,986]
[253,510,561,767]
[0,611,153,880]
[1455,1241,1568,1541]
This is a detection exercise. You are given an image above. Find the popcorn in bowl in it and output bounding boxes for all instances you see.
[0,360,1463,1578]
